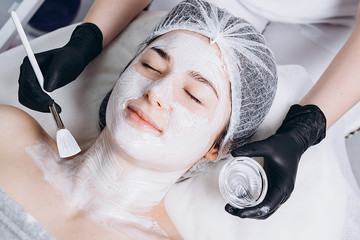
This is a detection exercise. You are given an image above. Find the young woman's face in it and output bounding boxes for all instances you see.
[106,30,231,172]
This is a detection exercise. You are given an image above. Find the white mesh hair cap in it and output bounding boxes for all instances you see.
[137,0,277,177]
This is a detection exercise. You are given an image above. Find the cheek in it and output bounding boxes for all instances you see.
[162,103,217,161]
[114,66,152,104]
[166,80,231,162]
[106,66,152,130]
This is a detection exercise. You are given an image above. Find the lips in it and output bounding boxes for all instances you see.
[127,104,162,133]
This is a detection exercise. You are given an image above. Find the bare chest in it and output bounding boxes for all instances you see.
[0,150,124,239]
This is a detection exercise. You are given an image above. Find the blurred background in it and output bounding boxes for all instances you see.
[0,0,182,51]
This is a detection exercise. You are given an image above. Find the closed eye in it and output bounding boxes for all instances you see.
[188,71,218,99]
[183,88,201,104]
[142,63,161,74]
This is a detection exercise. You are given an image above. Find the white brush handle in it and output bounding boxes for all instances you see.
[11,11,51,97]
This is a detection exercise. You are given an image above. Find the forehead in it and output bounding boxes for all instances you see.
[144,30,228,87]
[149,30,222,61]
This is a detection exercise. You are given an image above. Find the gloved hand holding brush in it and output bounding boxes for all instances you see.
[18,22,103,113]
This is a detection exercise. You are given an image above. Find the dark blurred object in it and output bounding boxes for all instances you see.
[29,0,81,32]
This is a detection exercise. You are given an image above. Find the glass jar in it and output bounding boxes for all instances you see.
[219,156,268,209]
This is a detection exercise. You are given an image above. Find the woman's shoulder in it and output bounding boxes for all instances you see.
[0,105,51,148]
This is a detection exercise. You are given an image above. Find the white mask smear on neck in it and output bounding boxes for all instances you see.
[27,138,171,239]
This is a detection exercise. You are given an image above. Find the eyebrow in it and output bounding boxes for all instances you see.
[188,71,219,99]
[150,47,170,62]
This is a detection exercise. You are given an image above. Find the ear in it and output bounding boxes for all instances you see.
[204,146,219,161]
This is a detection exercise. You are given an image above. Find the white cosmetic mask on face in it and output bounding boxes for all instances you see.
[106,31,230,172]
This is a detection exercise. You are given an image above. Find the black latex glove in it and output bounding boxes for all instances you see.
[225,104,326,219]
[18,22,103,113]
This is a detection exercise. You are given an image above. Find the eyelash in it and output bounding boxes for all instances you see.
[142,62,161,74]
[183,88,201,104]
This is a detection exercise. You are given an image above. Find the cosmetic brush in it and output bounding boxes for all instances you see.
[11,11,81,158]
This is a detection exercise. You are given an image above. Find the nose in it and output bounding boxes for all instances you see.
[145,78,173,110]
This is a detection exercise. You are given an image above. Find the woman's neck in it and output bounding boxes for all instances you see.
[74,129,183,211]
[27,129,184,236]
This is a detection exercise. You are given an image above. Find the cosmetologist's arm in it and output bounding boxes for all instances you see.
[83,0,152,47]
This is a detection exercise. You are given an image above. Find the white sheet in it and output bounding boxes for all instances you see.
[0,10,359,240]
